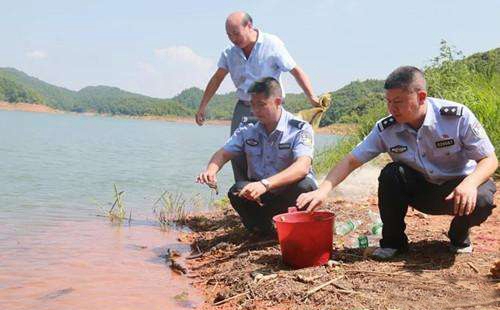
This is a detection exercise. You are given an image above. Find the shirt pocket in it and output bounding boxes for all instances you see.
[275,148,292,171]
[245,146,262,173]
[429,143,464,172]
[388,145,415,164]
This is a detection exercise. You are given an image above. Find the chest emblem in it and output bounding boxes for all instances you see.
[390,145,408,153]
[435,139,454,148]
[278,143,291,149]
[245,138,259,146]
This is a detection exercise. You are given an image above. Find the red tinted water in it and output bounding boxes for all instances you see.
[0,220,202,310]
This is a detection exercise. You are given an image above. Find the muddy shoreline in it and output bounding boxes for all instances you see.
[0,101,353,134]
[177,179,500,309]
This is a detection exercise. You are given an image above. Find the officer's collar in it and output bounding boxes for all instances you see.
[395,100,435,133]
[255,29,264,44]
[421,100,436,128]
[257,106,287,136]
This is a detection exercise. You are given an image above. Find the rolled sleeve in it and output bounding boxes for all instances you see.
[292,126,314,159]
[351,126,385,163]
[273,39,296,72]
[460,109,495,161]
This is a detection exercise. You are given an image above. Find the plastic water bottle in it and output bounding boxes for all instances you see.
[368,210,383,235]
[335,219,362,236]
[348,234,381,249]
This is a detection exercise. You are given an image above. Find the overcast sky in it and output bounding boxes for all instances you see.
[2,0,499,98]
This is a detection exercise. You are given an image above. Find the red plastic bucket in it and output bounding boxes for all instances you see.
[273,208,335,269]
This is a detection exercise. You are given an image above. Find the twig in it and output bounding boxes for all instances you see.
[186,252,204,260]
[303,276,343,300]
[444,298,500,309]
[213,291,248,306]
[344,270,411,277]
[236,239,277,251]
[466,262,479,273]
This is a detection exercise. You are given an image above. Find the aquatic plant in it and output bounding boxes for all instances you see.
[153,191,190,229]
[96,184,130,222]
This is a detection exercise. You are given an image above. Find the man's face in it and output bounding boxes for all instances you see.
[250,93,281,125]
[226,22,252,49]
[385,88,426,123]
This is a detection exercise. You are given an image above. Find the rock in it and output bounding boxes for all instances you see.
[326,259,342,267]
[170,259,188,274]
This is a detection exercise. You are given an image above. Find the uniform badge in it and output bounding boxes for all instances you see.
[245,138,259,146]
[390,145,408,153]
[440,106,462,116]
[435,139,454,148]
[298,131,313,147]
[289,119,305,129]
[377,115,396,132]
[278,143,291,149]
[471,122,487,139]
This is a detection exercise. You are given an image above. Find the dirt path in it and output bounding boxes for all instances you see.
[177,168,499,309]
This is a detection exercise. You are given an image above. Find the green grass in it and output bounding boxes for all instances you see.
[153,191,204,229]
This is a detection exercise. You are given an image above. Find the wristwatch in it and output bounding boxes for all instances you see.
[260,179,271,192]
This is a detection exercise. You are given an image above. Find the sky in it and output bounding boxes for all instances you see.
[1,0,499,98]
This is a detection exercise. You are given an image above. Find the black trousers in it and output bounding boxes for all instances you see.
[378,162,496,250]
[230,100,253,182]
[228,177,317,233]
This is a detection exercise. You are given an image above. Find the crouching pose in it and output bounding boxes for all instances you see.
[197,77,317,235]
[297,66,497,259]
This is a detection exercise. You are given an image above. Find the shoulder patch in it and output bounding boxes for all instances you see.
[289,119,306,129]
[298,131,313,147]
[471,121,487,139]
[439,106,463,117]
[377,116,397,132]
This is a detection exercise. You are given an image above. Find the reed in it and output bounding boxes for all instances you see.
[153,191,192,229]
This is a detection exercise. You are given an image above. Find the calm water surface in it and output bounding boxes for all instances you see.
[0,110,339,309]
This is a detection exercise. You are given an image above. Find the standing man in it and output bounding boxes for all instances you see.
[197,77,317,235]
[297,66,497,259]
[195,11,320,180]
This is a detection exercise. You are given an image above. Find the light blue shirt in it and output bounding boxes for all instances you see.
[217,30,297,101]
[223,107,315,185]
[352,97,495,184]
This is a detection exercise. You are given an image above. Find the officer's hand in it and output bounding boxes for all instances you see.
[196,170,217,186]
[309,95,321,107]
[239,182,266,202]
[195,108,206,126]
[296,189,328,212]
[445,180,477,216]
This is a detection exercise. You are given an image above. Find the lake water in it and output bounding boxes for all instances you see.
[0,110,339,309]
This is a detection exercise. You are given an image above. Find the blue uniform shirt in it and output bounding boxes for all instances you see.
[223,107,316,185]
[352,97,495,184]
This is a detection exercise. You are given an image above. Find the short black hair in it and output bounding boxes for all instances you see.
[242,13,253,26]
[247,77,282,98]
[384,66,426,91]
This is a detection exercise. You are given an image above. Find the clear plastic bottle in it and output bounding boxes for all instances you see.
[335,219,362,236]
[368,210,383,235]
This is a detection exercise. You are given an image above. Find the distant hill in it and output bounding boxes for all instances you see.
[0,68,192,117]
[1,46,496,126]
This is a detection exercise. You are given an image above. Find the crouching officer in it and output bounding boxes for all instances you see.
[197,77,317,235]
[297,66,497,259]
